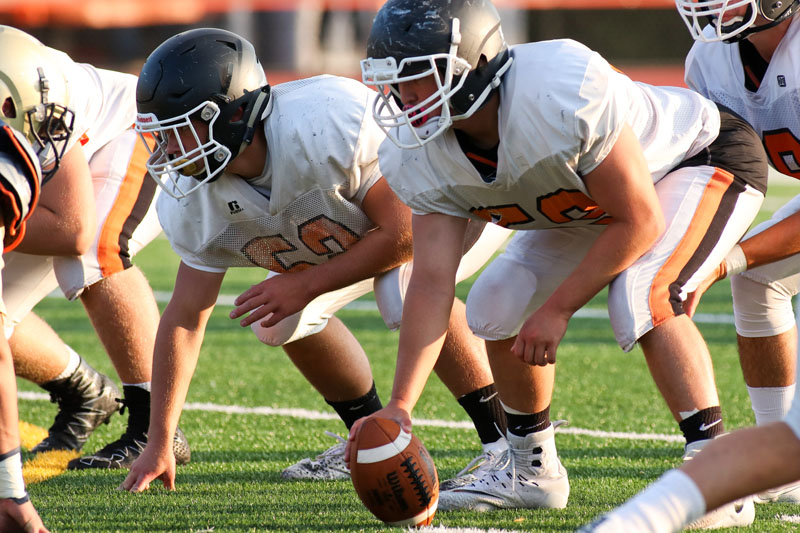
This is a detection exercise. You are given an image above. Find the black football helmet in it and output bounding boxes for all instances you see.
[676,0,800,42]
[135,28,271,198]
[361,0,513,148]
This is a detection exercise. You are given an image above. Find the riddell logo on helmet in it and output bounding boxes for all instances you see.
[137,115,154,123]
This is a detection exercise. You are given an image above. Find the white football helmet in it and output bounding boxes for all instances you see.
[0,26,74,183]
[675,0,800,42]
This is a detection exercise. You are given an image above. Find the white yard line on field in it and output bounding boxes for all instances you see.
[151,290,734,325]
[18,390,683,443]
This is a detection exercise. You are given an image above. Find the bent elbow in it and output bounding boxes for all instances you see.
[69,220,97,256]
[643,210,665,247]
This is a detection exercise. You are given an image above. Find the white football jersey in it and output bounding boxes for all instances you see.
[380,39,720,230]
[158,75,385,273]
[48,47,138,160]
[685,21,800,178]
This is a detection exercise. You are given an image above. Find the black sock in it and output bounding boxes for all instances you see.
[679,406,724,445]
[326,382,383,430]
[122,385,150,435]
[506,406,550,438]
[457,384,507,445]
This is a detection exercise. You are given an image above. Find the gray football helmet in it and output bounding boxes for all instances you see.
[361,0,513,148]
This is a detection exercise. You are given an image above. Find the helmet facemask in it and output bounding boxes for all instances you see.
[362,17,511,149]
[136,100,232,199]
[0,27,74,185]
[362,48,471,148]
[135,28,272,200]
[25,68,74,184]
[675,0,798,42]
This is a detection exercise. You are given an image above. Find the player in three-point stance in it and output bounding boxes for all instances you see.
[0,25,191,470]
[580,1,800,530]
[346,0,768,527]
[120,27,512,492]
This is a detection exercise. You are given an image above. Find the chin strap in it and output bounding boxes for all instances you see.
[239,85,272,155]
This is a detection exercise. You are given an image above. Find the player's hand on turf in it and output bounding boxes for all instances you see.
[119,443,176,493]
[512,303,570,366]
[345,405,412,469]
[684,262,726,318]
[0,498,49,533]
[230,273,313,328]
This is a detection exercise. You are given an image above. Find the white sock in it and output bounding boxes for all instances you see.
[53,346,81,380]
[122,382,151,392]
[598,470,707,533]
[499,400,531,415]
[747,384,796,425]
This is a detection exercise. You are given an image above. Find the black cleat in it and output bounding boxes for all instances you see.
[31,358,121,453]
[67,426,191,470]
[67,385,191,469]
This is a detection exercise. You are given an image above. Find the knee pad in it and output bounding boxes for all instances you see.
[466,255,540,340]
[732,270,799,338]
[373,263,412,331]
[250,312,327,346]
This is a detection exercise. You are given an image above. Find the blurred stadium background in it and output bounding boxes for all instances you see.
[1,0,692,86]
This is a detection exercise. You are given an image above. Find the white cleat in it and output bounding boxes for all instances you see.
[686,497,755,530]
[438,424,569,511]
[754,481,800,504]
[439,439,509,491]
[280,431,350,481]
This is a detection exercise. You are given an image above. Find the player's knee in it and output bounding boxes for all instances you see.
[251,322,295,347]
[374,265,410,331]
[250,315,327,347]
[732,273,795,337]
[466,259,535,340]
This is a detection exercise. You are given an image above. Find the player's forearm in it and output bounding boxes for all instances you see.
[0,356,20,454]
[390,280,454,413]
[14,207,96,256]
[302,226,411,298]
[548,219,657,315]
[148,314,206,447]
[738,211,800,270]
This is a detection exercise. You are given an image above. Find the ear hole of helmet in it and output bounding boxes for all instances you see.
[2,97,15,119]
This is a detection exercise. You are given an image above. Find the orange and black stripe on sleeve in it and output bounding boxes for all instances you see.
[0,125,40,252]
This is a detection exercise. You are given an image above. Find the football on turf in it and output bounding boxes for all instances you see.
[350,417,438,527]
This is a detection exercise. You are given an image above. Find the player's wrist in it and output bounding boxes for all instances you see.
[722,244,747,278]
[0,447,28,501]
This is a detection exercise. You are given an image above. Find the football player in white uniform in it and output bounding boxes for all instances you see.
[0,117,49,532]
[579,2,800,531]
[120,28,512,492]
[0,26,191,470]
[347,0,768,527]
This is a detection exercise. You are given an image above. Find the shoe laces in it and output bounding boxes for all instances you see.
[93,430,147,457]
[455,447,502,478]
[315,431,346,462]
